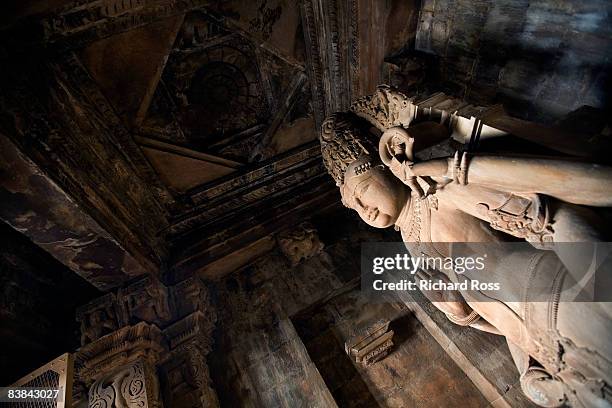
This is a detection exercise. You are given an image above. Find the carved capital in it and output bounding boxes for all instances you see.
[119,275,172,326]
[76,322,168,385]
[350,85,415,131]
[161,312,219,408]
[76,293,124,346]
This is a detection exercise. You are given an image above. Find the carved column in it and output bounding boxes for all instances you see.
[161,278,219,408]
[162,312,218,408]
[72,275,219,408]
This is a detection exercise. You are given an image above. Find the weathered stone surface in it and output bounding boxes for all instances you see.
[0,134,152,290]
[0,52,170,287]
[413,0,612,123]
[293,289,490,407]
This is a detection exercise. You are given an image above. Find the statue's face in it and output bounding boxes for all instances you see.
[341,165,407,228]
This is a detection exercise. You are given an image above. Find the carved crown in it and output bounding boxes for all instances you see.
[320,112,378,186]
[350,85,415,130]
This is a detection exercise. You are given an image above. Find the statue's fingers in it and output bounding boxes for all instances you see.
[407,177,425,198]
[420,176,437,195]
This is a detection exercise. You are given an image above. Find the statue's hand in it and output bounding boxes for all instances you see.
[380,127,447,197]
[388,156,426,198]
[414,268,473,318]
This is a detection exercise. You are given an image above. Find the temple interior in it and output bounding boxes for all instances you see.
[1,1,612,407]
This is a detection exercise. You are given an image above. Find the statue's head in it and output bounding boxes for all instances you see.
[320,113,408,228]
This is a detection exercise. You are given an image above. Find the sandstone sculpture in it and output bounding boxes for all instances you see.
[320,86,612,407]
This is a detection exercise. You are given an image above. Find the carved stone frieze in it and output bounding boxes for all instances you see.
[119,276,172,327]
[77,293,124,346]
[40,0,212,50]
[300,0,358,126]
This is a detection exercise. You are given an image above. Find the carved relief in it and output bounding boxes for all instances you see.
[170,277,214,321]
[300,0,357,123]
[119,276,172,326]
[277,222,324,265]
[162,312,219,408]
[89,359,158,408]
[77,293,123,346]
[76,322,167,384]
[75,275,219,407]
[350,85,415,131]
[320,112,378,186]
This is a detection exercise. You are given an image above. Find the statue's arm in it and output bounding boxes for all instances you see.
[400,154,612,207]
[452,154,612,207]
[379,125,612,206]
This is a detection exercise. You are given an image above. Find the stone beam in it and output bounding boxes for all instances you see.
[169,141,325,237]
[0,134,148,291]
[170,177,339,281]
[0,52,170,289]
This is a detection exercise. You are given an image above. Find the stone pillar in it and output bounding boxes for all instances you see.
[160,278,218,408]
[162,312,218,407]
[72,275,219,408]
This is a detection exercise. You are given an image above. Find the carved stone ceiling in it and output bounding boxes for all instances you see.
[74,3,314,192]
[0,0,340,282]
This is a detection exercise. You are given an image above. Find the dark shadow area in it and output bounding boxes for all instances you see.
[0,221,100,385]
[292,307,380,408]
[388,312,417,348]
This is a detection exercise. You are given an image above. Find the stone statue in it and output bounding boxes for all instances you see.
[320,87,612,407]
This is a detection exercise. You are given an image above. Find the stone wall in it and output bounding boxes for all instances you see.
[208,210,523,407]
[208,212,360,406]
[412,0,612,123]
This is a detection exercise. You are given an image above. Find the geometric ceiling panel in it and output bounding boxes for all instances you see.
[157,13,271,147]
